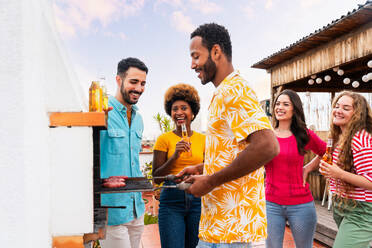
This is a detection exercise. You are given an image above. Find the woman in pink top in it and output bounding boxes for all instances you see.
[265,89,326,248]
[320,91,372,247]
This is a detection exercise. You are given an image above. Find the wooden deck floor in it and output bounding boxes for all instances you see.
[314,200,337,247]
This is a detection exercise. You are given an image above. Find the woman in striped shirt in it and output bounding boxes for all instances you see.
[320,91,372,248]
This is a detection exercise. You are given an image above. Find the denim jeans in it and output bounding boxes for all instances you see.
[196,240,265,248]
[158,183,201,248]
[266,201,317,248]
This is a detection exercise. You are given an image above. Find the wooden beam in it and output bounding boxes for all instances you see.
[49,112,106,127]
[271,22,372,87]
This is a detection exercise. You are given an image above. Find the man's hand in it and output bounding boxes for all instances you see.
[175,164,203,182]
[184,175,215,197]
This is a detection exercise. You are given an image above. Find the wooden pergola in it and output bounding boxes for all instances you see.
[252,3,372,245]
[252,1,372,101]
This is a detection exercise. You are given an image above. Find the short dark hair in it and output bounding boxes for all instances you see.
[117,57,148,78]
[191,23,232,61]
[164,84,200,120]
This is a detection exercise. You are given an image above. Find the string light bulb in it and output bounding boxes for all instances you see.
[362,75,369,82]
[368,60,372,68]
[337,69,344,76]
[352,81,359,88]
[324,75,331,82]
[308,79,314,85]
[343,78,351,84]
[316,78,322,84]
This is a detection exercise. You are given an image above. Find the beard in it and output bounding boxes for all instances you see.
[200,54,217,85]
[120,83,141,105]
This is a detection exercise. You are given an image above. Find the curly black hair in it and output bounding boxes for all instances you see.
[164,84,200,121]
[191,23,232,61]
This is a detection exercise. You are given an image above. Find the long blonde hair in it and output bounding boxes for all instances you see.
[330,91,372,196]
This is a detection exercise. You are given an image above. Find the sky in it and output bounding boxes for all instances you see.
[53,0,367,139]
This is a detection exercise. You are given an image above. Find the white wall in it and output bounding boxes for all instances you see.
[0,1,92,247]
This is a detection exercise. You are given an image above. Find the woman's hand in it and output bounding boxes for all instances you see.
[319,160,345,180]
[302,166,311,187]
[173,139,191,159]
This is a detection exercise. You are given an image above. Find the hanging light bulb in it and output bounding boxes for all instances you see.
[352,81,359,88]
[362,75,369,82]
[311,75,317,79]
[324,75,331,82]
[368,60,372,68]
[308,79,314,85]
[367,72,372,81]
[343,78,351,84]
[337,69,344,76]
[316,78,322,84]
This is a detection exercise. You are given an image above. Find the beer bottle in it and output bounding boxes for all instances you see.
[100,77,108,111]
[89,81,103,112]
[320,138,333,175]
[181,123,192,158]
[322,138,333,163]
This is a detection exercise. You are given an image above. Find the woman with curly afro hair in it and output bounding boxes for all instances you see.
[320,91,372,247]
[152,83,205,248]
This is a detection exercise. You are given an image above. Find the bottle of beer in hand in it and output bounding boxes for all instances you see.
[181,123,192,158]
[320,138,333,175]
[89,81,103,112]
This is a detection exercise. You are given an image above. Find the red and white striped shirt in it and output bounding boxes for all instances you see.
[330,129,372,202]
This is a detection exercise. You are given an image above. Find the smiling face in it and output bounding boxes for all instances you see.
[274,94,294,122]
[332,95,354,131]
[119,67,147,106]
[190,36,217,85]
[171,100,193,127]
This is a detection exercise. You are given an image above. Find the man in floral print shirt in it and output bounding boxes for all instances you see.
[179,23,279,247]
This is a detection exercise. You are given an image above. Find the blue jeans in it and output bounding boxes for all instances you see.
[266,201,317,248]
[196,240,263,248]
[158,183,201,248]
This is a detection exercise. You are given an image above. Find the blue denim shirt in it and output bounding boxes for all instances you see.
[100,96,145,225]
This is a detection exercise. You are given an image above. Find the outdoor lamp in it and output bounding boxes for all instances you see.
[368,60,372,68]
[343,78,351,84]
[362,75,369,82]
[352,81,359,88]
[324,75,331,81]
[367,72,372,81]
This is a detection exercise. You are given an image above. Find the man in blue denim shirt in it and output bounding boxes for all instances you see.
[100,57,148,248]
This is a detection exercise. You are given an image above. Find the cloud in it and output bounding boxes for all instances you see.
[243,5,255,19]
[118,32,127,40]
[155,0,183,8]
[300,0,322,8]
[171,11,195,33]
[265,0,273,9]
[54,0,144,37]
[189,0,222,14]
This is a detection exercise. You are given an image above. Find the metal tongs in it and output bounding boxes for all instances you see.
[152,174,192,191]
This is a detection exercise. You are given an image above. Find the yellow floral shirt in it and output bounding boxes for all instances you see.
[200,71,272,243]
